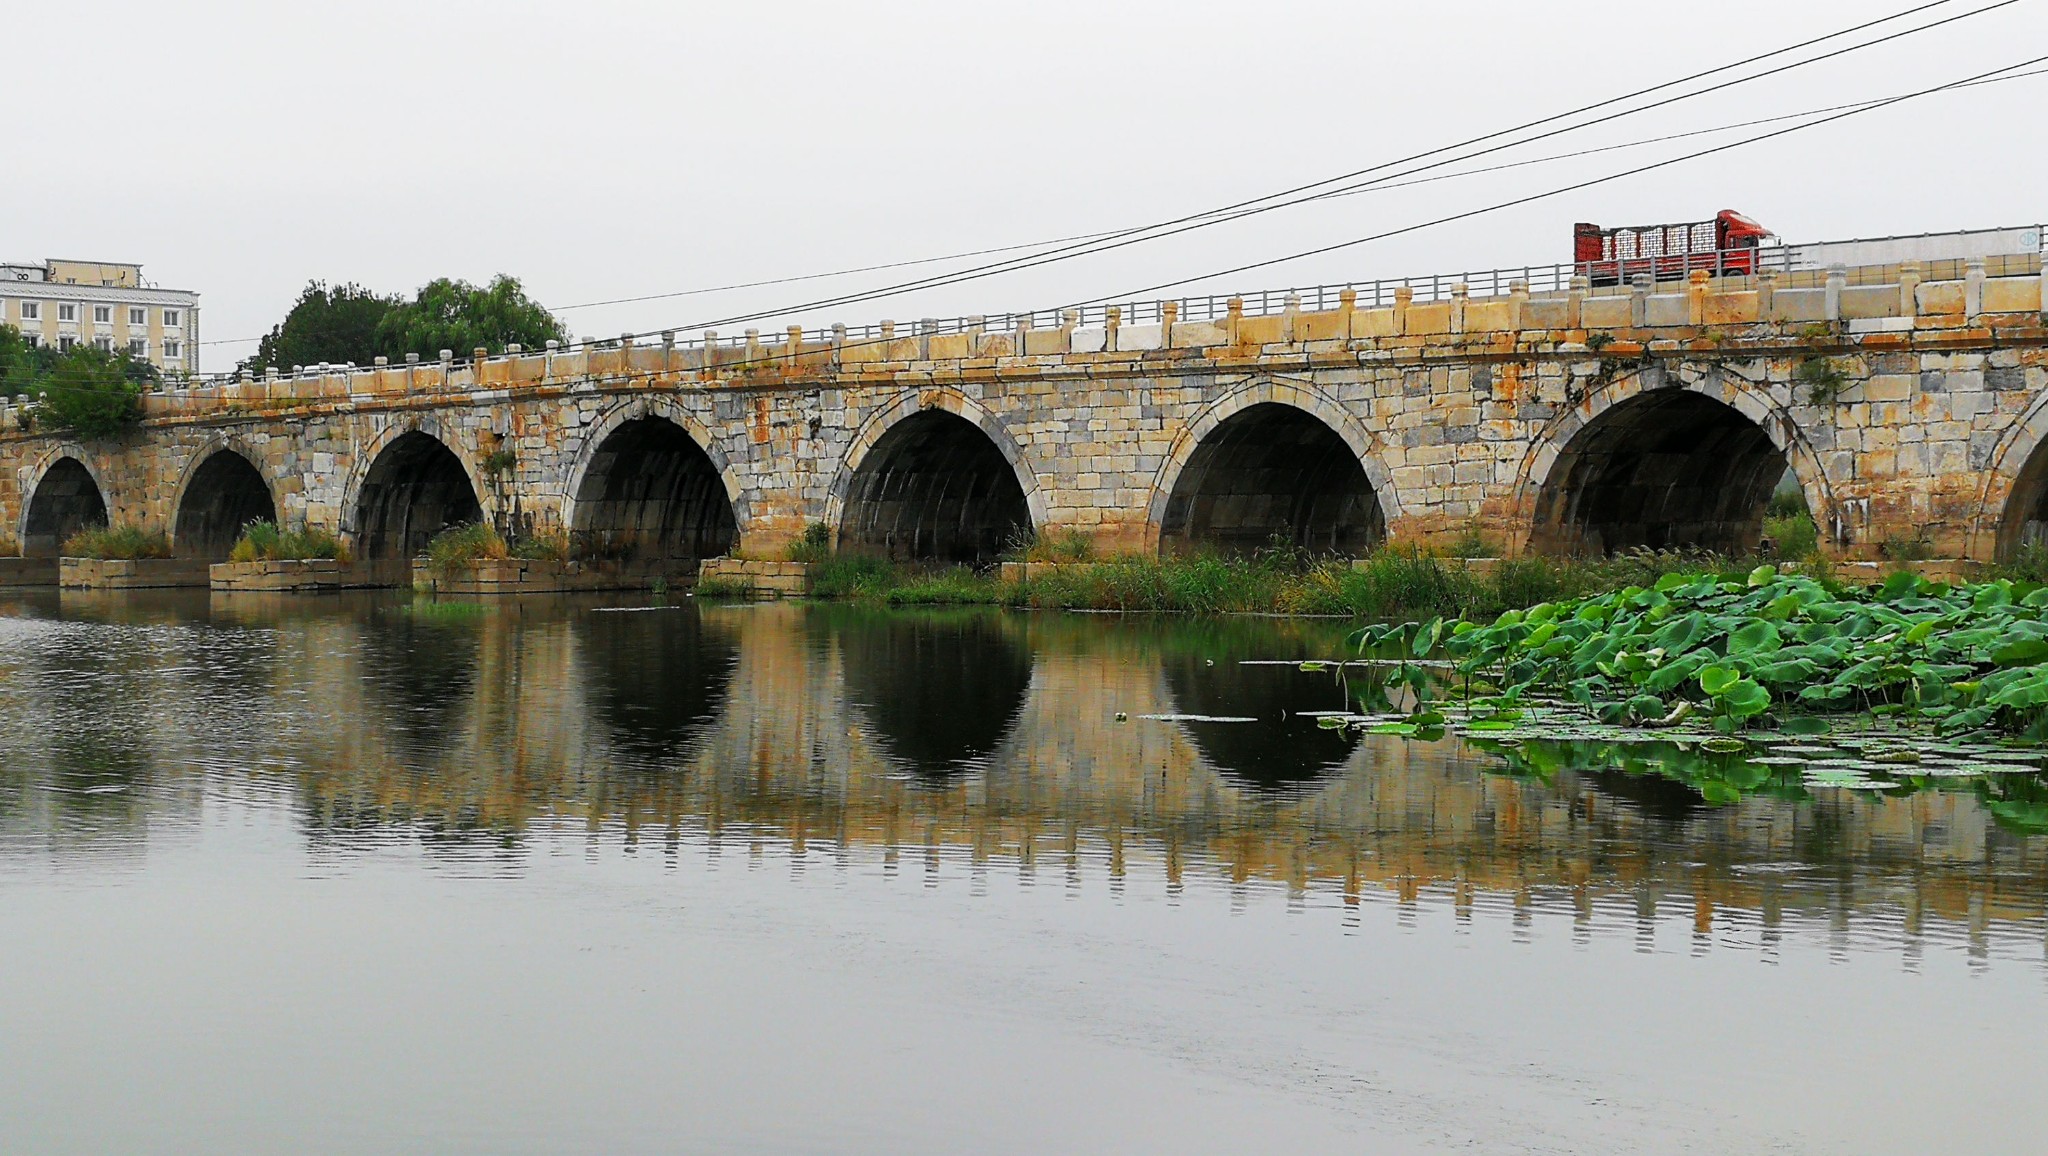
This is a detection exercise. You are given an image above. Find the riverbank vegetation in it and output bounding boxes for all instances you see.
[61,524,172,560]
[228,522,351,564]
[1409,568,2048,738]
[423,522,569,577]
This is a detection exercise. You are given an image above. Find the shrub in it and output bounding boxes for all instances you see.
[693,575,752,598]
[228,521,351,564]
[62,523,171,560]
[787,522,833,564]
[1764,513,1818,560]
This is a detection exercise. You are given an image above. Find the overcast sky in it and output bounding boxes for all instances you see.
[7,0,2044,370]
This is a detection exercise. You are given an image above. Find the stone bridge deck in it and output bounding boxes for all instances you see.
[4,256,2047,572]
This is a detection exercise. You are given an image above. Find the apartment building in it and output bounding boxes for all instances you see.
[0,259,200,376]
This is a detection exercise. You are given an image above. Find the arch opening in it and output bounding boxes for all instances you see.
[839,410,1031,565]
[1998,437,2048,561]
[1532,391,1788,556]
[174,451,277,560]
[353,432,483,560]
[1160,402,1384,557]
[570,417,737,563]
[23,458,108,557]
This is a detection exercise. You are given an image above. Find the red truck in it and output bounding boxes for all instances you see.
[1573,209,1773,285]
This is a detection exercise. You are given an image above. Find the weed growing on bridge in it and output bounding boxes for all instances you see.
[229,521,350,564]
[1796,355,1850,405]
[422,523,568,576]
[62,524,171,560]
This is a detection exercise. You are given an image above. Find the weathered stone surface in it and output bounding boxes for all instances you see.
[60,557,211,589]
[0,261,2043,567]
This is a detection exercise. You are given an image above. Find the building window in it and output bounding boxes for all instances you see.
[129,338,148,357]
[93,335,113,352]
[129,307,146,326]
[58,304,76,322]
[18,302,37,321]
[164,339,183,360]
[22,333,39,349]
[93,305,111,325]
[163,309,181,327]
[59,335,77,351]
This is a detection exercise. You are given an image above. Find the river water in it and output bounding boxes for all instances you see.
[1,591,2043,1154]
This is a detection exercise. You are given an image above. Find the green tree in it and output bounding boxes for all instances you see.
[37,343,158,439]
[373,275,568,361]
[1,324,58,399]
[243,281,399,373]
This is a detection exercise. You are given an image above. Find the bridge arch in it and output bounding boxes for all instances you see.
[560,398,742,563]
[170,442,278,560]
[1976,392,2048,560]
[18,448,110,556]
[344,424,485,561]
[827,390,1042,564]
[1149,381,1396,557]
[1519,363,1833,556]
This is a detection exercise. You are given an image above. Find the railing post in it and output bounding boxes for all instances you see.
[1449,283,1468,335]
[917,318,935,361]
[1756,270,1778,322]
[1687,268,1710,327]
[1965,258,1986,322]
[785,325,803,367]
[1566,275,1587,330]
[1104,306,1122,352]
[1897,261,1921,321]
[702,332,718,375]
[1393,285,1413,336]
[1507,279,1528,334]
[1282,293,1300,343]
[879,320,896,358]
[1337,287,1357,340]
[660,330,675,374]
[1825,266,1846,324]
[1160,299,1179,347]
[1013,312,1032,355]
[966,315,985,358]
[1059,309,1079,355]
[1629,274,1652,328]
[831,322,847,363]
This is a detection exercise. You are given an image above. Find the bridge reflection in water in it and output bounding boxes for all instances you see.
[1,593,2044,967]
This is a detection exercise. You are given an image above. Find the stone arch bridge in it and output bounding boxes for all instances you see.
[4,258,2047,577]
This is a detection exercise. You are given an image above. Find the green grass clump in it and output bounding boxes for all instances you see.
[1764,513,1818,560]
[1013,528,1095,563]
[692,575,752,598]
[62,523,171,560]
[425,523,508,576]
[228,521,351,564]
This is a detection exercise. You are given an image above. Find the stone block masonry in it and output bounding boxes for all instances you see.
[2,257,2046,572]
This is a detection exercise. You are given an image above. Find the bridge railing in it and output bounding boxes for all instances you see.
[163,226,2045,390]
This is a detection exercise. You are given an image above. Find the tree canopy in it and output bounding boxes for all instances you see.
[2,325,159,439]
[242,275,568,373]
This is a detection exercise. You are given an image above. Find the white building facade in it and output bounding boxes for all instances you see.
[0,259,200,377]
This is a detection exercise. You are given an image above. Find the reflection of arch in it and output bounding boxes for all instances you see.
[1150,380,1401,553]
[1519,364,1831,555]
[576,606,738,763]
[562,403,739,562]
[20,450,109,556]
[1157,401,1386,556]
[561,397,748,537]
[347,428,483,559]
[1159,657,1360,792]
[171,447,277,559]
[832,608,1031,778]
[828,392,1039,564]
[1977,392,2048,560]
